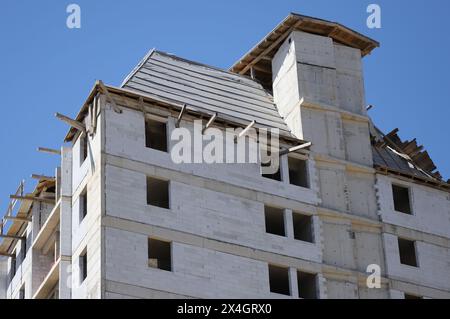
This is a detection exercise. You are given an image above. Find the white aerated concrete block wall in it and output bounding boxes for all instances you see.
[382,233,450,291]
[376,174,450,238]
[104,227,288,299]
[70,108,104,299]
[103,106,320,205]
[104,164,322,263]
[0,257,7,299]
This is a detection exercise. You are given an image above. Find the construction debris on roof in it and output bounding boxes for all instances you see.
[121,50,294,137]
[370,125,449,189]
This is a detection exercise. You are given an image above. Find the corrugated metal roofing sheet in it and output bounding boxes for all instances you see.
[372,145,431,179]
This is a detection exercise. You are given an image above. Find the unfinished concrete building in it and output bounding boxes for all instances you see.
[1,13,449,299]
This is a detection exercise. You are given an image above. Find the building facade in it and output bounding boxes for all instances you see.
[1,13,449,299]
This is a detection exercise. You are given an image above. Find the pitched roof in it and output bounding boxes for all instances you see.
[121,50,294,137]
[230,13,379,84]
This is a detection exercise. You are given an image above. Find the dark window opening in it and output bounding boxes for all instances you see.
[293,213,314,243]
[261,161,281,181]
[148,238,172,271]
[79,249,87,283]
[145,119,168,152]
[79,188,87,222]
[392,185,412,214]
[80,134,88,164]
[21,236,27,260]
[288,157,309,188]
[261,148,281,181]
[398,238,418,267]
[404,294,422,299]
[268,265,290,296]
[297,271,317,299]
[10,255,16,282]
[19,286,25,299]
[146,177,170,209]
[264,206,285,237]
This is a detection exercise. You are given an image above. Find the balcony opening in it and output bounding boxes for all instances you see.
[146,177,170,209]
[398,238,418,267]
[288,157,308,188]
[145,118,168,152]
[297,271,317,299]
[148,238,172,271]
[264,206,285,237]
[268,265,290,296]
[293,213,314,243]
[392,184,411,214]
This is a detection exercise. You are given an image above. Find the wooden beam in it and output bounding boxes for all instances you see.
[175,104,187,128]
[9,195,55,205]
[138,96,147,117]
[251,64,272,74]
[31,174,55,181]
[55,112,86,133]
[0,252,15,258]
[279,142,312,156]
[202,113,217,134]
[0,234,25,241]
[3,216,32,222]
[37,147,61,155]
[234,120,256,143]
[239,20,303,75]
[250,67,256,80]
[98,80,122,113]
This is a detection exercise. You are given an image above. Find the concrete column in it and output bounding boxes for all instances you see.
[289,267,299,298]
[284,209,294,239]
[166,116,176,152]
[59,146,73,299]
[317,273,327,299]
[280,155,289,183]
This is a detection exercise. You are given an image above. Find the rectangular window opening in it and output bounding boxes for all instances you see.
[145,119,168,152]
[288,157,309,188]
[293,213,314,243]
[21,236,27,260]
[19,286,25,299]
[10,255,16,282]
[80,134,88,164]
[392,184,412,214]
[297,271,317,299]
[148,238,172,271]
[404,294,422,299]
[268,265,290,296]
[79,188,87,222]
[79,249,87,283]
[261,148,281,181]
[264,206,285,237]
[398,238,418,267]
[146,177,170,209]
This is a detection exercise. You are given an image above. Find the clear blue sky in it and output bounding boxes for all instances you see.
[1,0,449,212]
